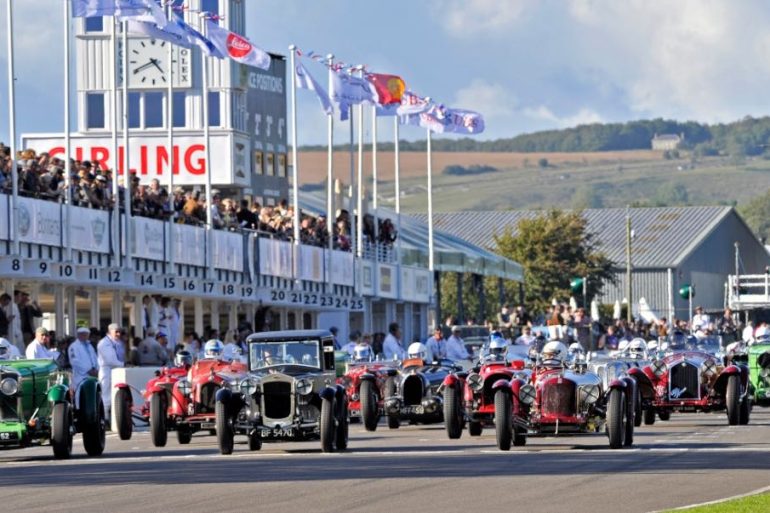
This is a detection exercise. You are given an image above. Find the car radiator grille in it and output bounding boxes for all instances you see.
[541,381,576,417]
[482,374,510,405]
[198,382,219,414]
[263,381,292,419]
[669,363,700,399]
[403,376,424,406]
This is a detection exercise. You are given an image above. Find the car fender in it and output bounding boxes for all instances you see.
[215,387,232,405]
[622,376,637,405]
[359,373,375,383]
[492,379,511,392]
[714,365,744,396]
[319,386,337,401]
[627,367,655,400]
[77,378,101,424]
[607,378,627,393]
[147,382,167,395]
[443,374,462,389]
[47,383,69,404]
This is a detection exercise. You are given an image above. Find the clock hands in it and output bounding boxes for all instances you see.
[150,58,164,74]
[132,58,164,75]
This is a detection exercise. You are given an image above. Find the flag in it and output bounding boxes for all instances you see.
[129,13,223,58]
[376,90,431,117]
[401,104,485,134]
[206,20,270,70]
[71,0,166,27]
[331,71,379,120]
[295,59,333,115]
[366,73,405,105]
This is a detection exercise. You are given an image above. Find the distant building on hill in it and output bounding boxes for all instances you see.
[652,133,684,151]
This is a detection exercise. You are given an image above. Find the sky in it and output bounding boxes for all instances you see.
[2,0,770,146]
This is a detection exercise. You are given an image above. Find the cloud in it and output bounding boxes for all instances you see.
[453,79,516,118]
[433,0,534,36]
[523,105,603,128]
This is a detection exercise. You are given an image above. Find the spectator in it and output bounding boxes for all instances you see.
[138,328,168,366]
[383,322,405,360]
[425,326,447,361]
[0,293,9,338]
[69,327,99,390]
[446,326,471,361]
[497,304,513,340]
[20,292,43,344]
[127,337,142,367]
[341,331,359,355]
[97,323,125,417]
[26,327,58,360]
[515,326,536,346]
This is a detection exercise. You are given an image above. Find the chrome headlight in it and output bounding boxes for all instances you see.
[177,378,192,396]
[519,384,536,405]
[240,377,259,396]
[701,359,717,378]
[0,377,19,396]
[652,360,667,378]
[761,368,770,378]
[467,373,483,392]
[579,384,601,405]
[296,378,313,396]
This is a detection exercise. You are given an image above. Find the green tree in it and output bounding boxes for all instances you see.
[492,210,615,315]
[653,182,689,206]
[538,158,549,168]
[740,189,770,241]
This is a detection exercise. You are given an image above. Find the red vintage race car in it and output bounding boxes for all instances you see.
[115,357,247,446]
[493,342,637,450]
[338,360,399,431]
[441,354,529,439]
[643,335,750,425]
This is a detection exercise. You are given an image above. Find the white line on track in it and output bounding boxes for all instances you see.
[650,484,770,512]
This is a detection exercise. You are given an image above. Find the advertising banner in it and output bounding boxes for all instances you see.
[212,230,244,272]
[298,245,324,282]
[21,133,239,186]
[330,250,354,286]
[173,224,206,267]
[401,266,413,301]
[17,197,62,247]
[358,260,375,296]
[377,263,397,299]
[0,194,8,241]
[131,216,165,261]
[258,238,293,278]
[68,206,111,254]
[413,268,432,303]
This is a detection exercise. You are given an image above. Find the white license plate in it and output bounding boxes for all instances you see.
[260,427,294,438]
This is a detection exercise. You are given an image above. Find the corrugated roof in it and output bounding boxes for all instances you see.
[411,206,733,269]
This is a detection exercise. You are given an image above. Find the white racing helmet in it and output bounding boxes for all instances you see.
[204,339,224,359]
[488,335,508,358]
[541,341,568,366]
[0,338,12,360]
[407,342,428,361]
[353,344,373,362]
[627,338,648,359]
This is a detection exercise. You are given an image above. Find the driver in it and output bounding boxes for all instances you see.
[174,350,193,369]
[0,337,21,360]
[353,344,373,363]
[627,338,648,359]
[203,339,224,360]
[486,334,508,361]
[406,342,429,365]
[540,341,568,368]
[669,330,687,351]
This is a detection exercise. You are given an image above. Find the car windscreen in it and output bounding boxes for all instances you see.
[249,340,320,371]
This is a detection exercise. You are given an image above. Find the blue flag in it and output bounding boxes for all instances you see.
[128,12,223,58]
[71,0,166,26]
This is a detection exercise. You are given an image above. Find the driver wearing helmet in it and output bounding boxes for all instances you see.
[174,350,193,369]
[406,342,430,365]
[627,338,648,360]
[203,339,224,360]
[486,335,508,362]
[669,330,687,351]
[540,341,568,368]
[0,337,21,360]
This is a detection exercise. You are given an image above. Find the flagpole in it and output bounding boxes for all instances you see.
[326,54,334,281]
[166,2,175,274]
[200,14,214,278]
[289,45,300,247]
[394,116,402,299]
[111,17,120,267]
[348,104,355,257]
[371,104,378,251]
[122,21,132,270]
[64,0,72,262]
[427,127,434,273]
[356,66,364,259]
[6,0,19,256]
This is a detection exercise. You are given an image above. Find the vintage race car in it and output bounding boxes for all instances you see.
[493,357,637,450]
[338,360,399,431]
[383,358,458,428]
[442,353,529,439]
[747,340,770,406]
[1,359,106,459]
[644,336,750,425]
[215,330,349,453]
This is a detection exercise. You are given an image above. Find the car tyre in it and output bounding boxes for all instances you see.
[739,395,750,425]
[468,421,483,437]
[150,392,168,447]
[320,395,336,453]
[177,427,192,445]
[248,432,262,451]
[726,374,740,426]
[494,390,512,451]
[633,386,642,428]
[658,411,670,421]
[114,388,133,441]
[360,380,379,432]
[643,407,656,425]
[513,424,526,447]
[82,397,107,457]
[607,388,626,449]
[51,402,73,460]
[443,385,463,439]
[624,387,636,447]
[215,400,234,455]
[335,395,349,450]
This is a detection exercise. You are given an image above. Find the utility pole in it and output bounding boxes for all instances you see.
[626,207,632,323]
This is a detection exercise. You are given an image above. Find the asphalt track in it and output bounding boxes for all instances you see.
[2,409,770,513]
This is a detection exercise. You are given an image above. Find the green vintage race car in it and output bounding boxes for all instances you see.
[748,341,770,406]
[0,359,106,458]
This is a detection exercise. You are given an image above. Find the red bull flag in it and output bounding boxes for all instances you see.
[366,73,406,105]
[206,20,270,70]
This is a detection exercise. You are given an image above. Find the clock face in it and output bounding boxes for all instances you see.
[124,38,192,89]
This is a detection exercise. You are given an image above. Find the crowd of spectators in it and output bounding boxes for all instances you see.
[0,145,397,252]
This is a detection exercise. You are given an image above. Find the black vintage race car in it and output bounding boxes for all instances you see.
[214,330,349,453]
[383,358,460,428]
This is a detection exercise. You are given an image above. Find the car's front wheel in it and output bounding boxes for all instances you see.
[607,388,626,449]
[443,385,463,439]
[215,400,234,455]
[335,395,349,450]
[494,390,512,451]
[385,377,399,429]
[248,431,262,451]
[114,388,133,441]
[320,396,336,453]
[726,374,741,426]
[82,396,107,457]
[51,402,73,459]
[360,380,379,432]
[739,395,750,425]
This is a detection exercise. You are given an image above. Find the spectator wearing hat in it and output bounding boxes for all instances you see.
[69,327,99,390]
[97,323,125,415]
[446,326,471,361]
[26,327,58,360]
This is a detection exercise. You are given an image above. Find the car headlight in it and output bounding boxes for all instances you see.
[0,377,19,396]
[579,384,601,404]
[519,384,536,405]
[652,360,667,378]
[467,373,483,392]
[701,359,717,378]
[761,368,770,378]
[240,378,259,396]
[296,378,313,396]
[177,378,192,396]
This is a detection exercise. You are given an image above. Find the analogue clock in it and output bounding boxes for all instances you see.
[125,38,192,89]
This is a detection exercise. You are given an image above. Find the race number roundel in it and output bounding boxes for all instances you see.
[227,33,252,59]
